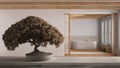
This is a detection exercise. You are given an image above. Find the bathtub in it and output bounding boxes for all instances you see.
[71,40,97,50]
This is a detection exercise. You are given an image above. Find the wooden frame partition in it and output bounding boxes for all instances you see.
[68,14,71,55]
[111,13,119,56]
[65,14,115,56]
[111,13,115,55]
[64,13,70,56]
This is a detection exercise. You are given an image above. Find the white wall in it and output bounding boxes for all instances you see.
[0,9,117,56]
[70,19,98,36]
[0,10,65,56]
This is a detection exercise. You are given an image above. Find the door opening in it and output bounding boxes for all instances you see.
[64,13,117,57]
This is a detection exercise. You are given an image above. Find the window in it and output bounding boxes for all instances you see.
[101,17,112,46]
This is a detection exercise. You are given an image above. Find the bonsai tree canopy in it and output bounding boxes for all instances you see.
[2,16,64,53]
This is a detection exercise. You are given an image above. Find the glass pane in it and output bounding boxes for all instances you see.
[109,19,112,45]
[105,20,109,45]
[101,21,104,44]
[104,21,106,45]
[101,17,112,46]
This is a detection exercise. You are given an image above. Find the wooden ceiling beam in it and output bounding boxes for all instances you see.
[0,2,120,6]
[0,2,120,9]
[0,5,120,9]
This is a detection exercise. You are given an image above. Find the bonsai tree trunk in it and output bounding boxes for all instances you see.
[34,46,39,52]
[26,43,53,61]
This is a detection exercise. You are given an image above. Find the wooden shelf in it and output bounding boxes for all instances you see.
[65,53,114,57]
[70,49,100,52]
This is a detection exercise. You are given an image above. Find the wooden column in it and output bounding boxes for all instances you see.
[111,13,115,55]
[113,13,119,55]
[64,13,70,56]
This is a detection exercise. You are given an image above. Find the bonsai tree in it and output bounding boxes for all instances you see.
[2,16,64,54]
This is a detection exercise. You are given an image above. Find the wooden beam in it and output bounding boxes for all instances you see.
[0,2,120,6]
[111,13,115,55]
[64,13,71,55]
[70,14,111,19]
[71,15,105,19]
[68,14,71,55]
[0,2,120,9]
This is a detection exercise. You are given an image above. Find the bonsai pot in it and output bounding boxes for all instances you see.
[26,51,53,61]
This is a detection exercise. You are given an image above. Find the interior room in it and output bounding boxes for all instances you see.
[1,1,120,67]
[1,9,118,57]
[64,12,119,56]
[69,14,113,56]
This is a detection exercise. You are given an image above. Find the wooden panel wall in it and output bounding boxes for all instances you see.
[0,2,120,9]
[113,13,119,55]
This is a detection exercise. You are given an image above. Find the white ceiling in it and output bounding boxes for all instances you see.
[0,0,120,2]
